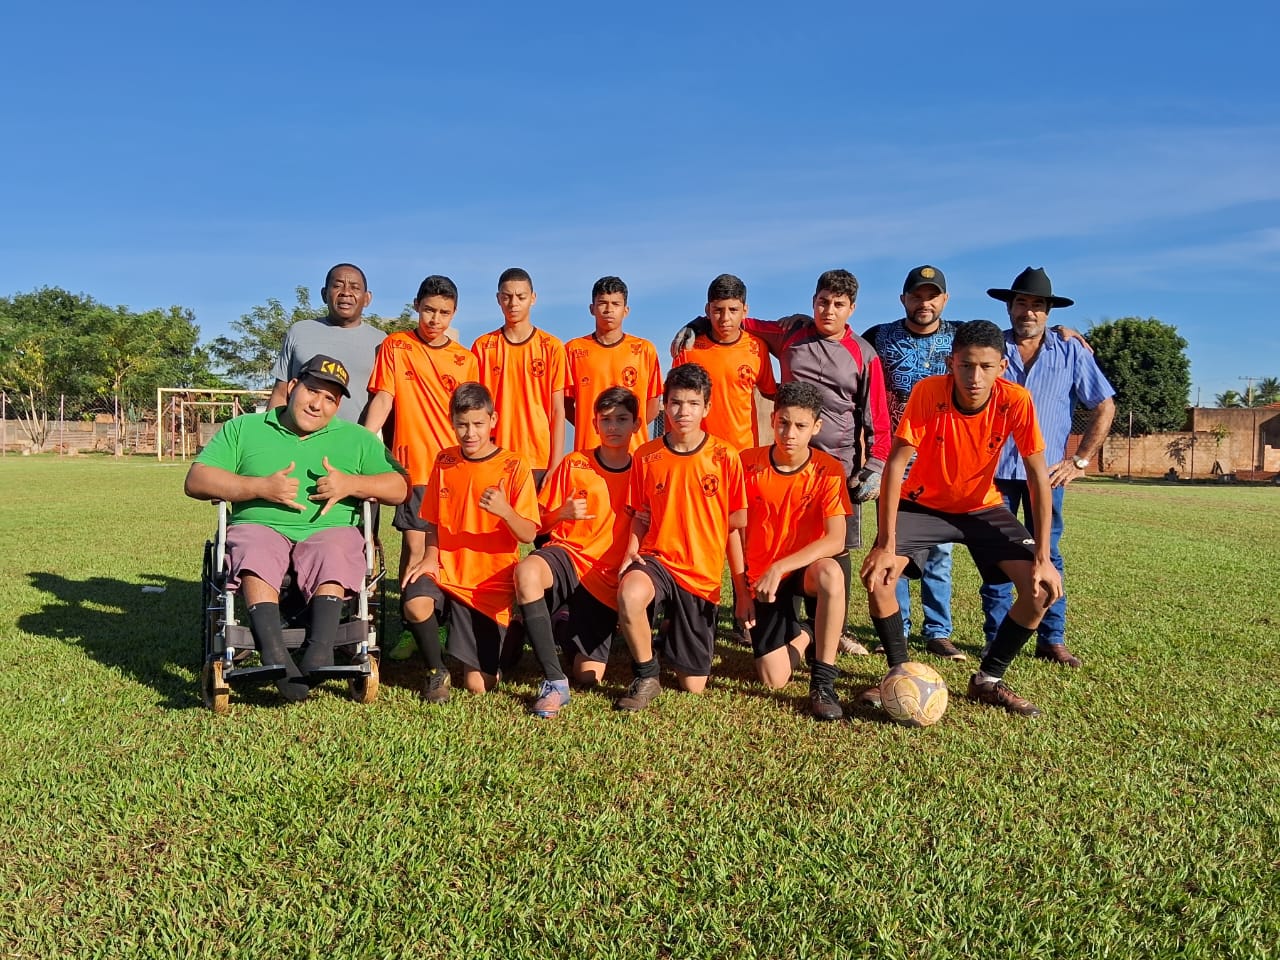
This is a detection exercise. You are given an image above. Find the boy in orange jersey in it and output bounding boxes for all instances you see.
[860,321,1063,717]
[730,381,851,720]
[670,273,776,451]
[564,276,663,453]
[401,382,540,701]
[471,267,568,486]
[512,386,640,718]
[363,276,479,627]
[614,363,748,711]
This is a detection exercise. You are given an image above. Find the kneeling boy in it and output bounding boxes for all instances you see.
[614,363,747,710]
[731,381,851,720]
[859,321,1063,716]
[401,382,540,700]
[513,387,639,718]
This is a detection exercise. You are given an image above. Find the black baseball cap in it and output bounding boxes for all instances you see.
[297,354,352,397]
[903,265,946,295]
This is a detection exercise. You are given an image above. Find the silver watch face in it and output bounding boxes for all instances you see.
[1073,457,1089,469]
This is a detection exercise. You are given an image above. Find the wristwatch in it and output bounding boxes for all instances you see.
[1072,456,1090,469]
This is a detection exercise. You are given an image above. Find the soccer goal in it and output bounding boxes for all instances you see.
[155,388,269,460]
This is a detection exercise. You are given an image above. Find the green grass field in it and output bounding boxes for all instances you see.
[1,457,1278,959]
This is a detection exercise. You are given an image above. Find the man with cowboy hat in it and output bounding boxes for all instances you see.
[980,267,1115,668]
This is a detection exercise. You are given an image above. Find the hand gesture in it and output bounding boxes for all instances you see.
[557,496,594,523]
[480,478,511,517]
[261,461,305,510]
[310,456,352,515]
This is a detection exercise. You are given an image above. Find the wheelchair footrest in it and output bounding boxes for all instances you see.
[306,663,371,678]
[225,663,288,683]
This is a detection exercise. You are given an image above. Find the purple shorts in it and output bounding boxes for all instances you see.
[224,524,366,600]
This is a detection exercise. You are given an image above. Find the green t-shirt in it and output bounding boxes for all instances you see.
[195,409,404,541]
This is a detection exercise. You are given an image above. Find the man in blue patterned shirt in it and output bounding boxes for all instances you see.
[981,267,1115,668]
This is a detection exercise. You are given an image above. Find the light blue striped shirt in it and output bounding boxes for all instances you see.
[996,330,1115,480]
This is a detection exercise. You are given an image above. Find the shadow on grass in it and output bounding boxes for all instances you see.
[19,571,201,710]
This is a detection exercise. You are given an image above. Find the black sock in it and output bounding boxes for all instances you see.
[407,614,444,672]
[835,552,852,630]
[810,660,839,691]
[248,602,308,702]
[980,615,1036,679]
[871,611,909,668]
[300,595,343,674]
[519,599,566,682]
[633,656,660,679]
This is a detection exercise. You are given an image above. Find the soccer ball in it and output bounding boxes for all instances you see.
[881,662,949,727]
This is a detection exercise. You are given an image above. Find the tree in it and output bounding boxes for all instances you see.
[1087,317,1191,435]
[1255,377,1280,406]
[1216,390,1244,408]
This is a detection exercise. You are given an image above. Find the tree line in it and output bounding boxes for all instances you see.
[2,285,1206,449]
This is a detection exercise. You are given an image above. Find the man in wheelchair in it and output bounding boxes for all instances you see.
[185,355,408,702]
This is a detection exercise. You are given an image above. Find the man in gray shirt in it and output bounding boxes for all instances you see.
[268,263,386,422]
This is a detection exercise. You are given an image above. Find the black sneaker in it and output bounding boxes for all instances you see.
[422,668,451,705]
[615,676,662,712]
[809,685,844,721]
[967,674,1041,717]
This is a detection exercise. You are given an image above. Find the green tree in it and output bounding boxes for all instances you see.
[1216,390,1244,408]
[1087,317,1190,435]
[1254,377,1280,406]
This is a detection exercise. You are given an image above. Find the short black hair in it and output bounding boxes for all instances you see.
[814,269,858,302]
[498,267,533,289]
[415,275,458,305]
[706,273,747,303]
[449,381,495,418]
[591,276,629,303]
[773,381,824,420]
[594,386,639,418]
[664,362,712,402]
[324,263,368,290]
[952,320,1006,354]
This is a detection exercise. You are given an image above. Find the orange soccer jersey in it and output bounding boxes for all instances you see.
[537,449,633,608]
[672,331,777,450]
[896,375,1044,514]
[739,446,852,579]
[471,328,568,471]
[629,434,747,603]
[367,332,479,485]
[564,333,662,452]
[421,446,539,624]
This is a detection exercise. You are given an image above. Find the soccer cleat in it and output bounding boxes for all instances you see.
[967,674,1041,717]
[1034,643,1082,668]
[422,668,452,705]
[856,682,883,710]
[925,637,968,661]
[531,679,571,719]
[614,676,662,712]
[809,685,844,721]
[387,631,418,661]
[839,633,871,656]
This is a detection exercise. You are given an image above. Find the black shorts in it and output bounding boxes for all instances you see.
[400,575,506,674]
[526,546,618,662]
[393,484,429,533]
[629,556,716,677]
[749,570,813,658]
[894,501,1035,585]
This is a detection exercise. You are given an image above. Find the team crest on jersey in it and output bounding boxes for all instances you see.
[441,375,458,392]
[531,358,546,377]
[622,366,638,388]
[630,341,644,356]
[737,364,756,387]
[711,445,728,465]
[453,353,468,366]
[701,475,720,497]
[987,432,1005,453]
[438,452,459,466]
[569,347,588,362]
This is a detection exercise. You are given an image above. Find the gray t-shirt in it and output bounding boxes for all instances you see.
[271,317,386,421]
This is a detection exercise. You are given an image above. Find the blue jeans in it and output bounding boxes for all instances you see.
[980,480,1066,646]
[895,542,954,639]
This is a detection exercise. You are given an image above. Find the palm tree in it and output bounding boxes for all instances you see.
[1216,390,1244,408]
[1254,377,1280,406]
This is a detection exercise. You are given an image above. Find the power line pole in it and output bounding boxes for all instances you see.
[1239,376,1262,406]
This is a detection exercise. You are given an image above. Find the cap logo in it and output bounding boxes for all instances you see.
[320,359,348,384]
[921,268,936,279]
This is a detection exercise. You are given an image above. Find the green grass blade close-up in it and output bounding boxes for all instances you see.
[1,457,1277,959]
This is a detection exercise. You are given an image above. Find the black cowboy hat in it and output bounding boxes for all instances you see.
[986,267,1074,308]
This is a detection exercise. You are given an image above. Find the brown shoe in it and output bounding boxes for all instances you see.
[422,668,451,704]
[925,637,968,661]
[615,676,662,712]
[967,674,1041,717]
[1034,643,1082,668]
[856,682,883,710]
[839,633,871,656]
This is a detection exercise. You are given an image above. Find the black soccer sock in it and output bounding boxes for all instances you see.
[519,599,567,682]
[407,614,444,672]
[980,615,1036,680]
[300,595,343,675]
[248,602,309,702]
[835,552,853,628]
[871,611,909,668]
[810,660,839,691]
[633,656,660,680]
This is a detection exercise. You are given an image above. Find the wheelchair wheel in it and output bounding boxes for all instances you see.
[201,660,231,715]
[349,656,379,705]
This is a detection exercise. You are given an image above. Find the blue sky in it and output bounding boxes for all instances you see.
[3,1,1276,404]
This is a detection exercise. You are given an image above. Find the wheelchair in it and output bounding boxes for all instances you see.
[200,501,386,714]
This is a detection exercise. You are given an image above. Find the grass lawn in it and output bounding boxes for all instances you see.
[1,456,1278,959]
